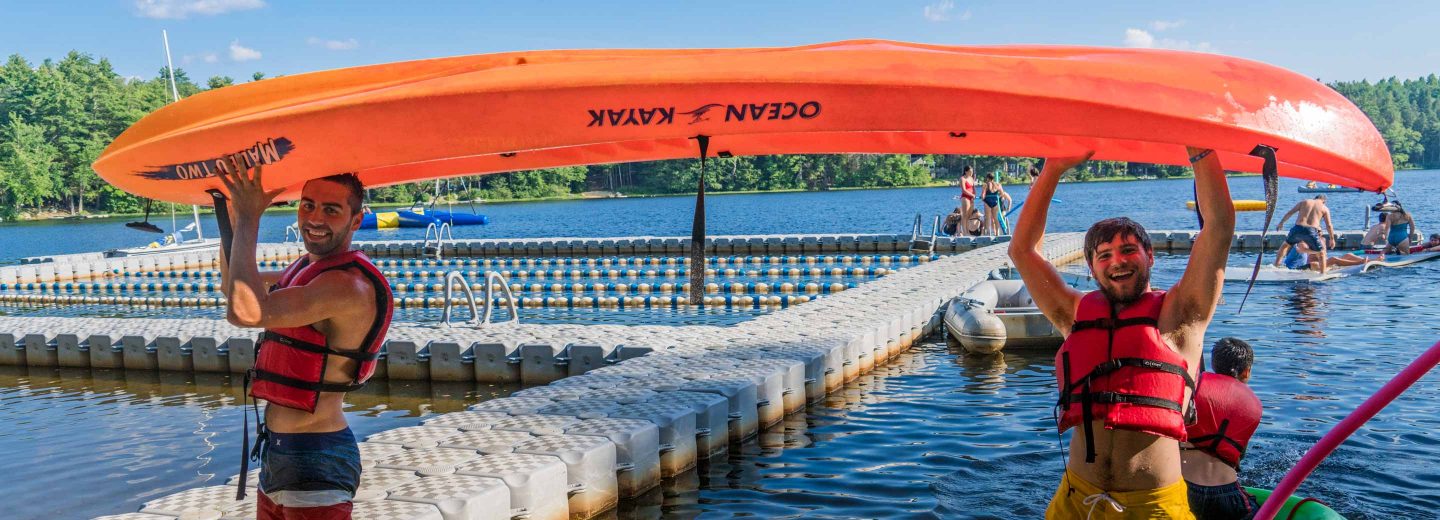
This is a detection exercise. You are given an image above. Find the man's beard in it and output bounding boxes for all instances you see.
[1096,266,1151,304]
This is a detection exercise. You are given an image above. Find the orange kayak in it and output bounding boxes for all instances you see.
[93,40,1393,205]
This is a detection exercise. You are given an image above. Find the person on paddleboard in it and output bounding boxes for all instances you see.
[1010,147,1234,519]
[1272,195,1335,274]
[218,155,394,520]
[1182,338,1262,519]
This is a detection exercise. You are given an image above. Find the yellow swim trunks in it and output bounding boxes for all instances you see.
[1045,469,1195,519]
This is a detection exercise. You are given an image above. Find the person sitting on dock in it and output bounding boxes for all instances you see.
[1009,147,1234,519]
[218,155,394,520]
[1182,338,1263,520]
[1272,195,1335,274]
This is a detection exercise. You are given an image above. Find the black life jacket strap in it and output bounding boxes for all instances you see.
[259,331,381,362]
[236,370,267,501]
[1185,418,1246,471]
[1061,357,1197,394]
[1070,316,1158,333]
[1058,391,1185,413]
[253,367,368,393]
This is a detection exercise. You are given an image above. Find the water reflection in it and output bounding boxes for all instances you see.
[1283,283,1327,338]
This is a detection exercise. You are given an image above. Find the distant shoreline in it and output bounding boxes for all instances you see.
[0,170,1405,223]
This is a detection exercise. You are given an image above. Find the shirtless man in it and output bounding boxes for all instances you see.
[219,156,394,519]
[1273,195,1335,274]
[1010,147,1233,519]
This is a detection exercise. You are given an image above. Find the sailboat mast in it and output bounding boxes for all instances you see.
[162,30,180,103]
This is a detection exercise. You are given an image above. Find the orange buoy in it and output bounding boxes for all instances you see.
[94,40,1393,205]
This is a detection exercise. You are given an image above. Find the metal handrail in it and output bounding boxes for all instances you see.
[283,223,300,243]
[423,222,455,259]
[441,271,479,327]
[439,270,520,327]
[481,271,520,325]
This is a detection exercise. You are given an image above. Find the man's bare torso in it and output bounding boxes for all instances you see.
[265,266,377,434]
[1294,199,1328,228]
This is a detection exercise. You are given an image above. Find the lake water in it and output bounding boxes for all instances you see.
[2,171,1438,519]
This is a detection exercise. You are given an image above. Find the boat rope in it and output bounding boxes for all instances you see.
[1254,339,1440,520]
[1237,144,1279,312]
[688,135,710,306]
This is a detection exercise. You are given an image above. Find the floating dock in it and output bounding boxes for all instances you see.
[1,230,1357,520]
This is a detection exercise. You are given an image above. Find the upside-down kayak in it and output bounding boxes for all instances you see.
[92,40,1392,204]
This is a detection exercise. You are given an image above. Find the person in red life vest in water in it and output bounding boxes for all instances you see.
[1183,338,1262,519]
[1009,148,1234,519]
[217,155,393,520]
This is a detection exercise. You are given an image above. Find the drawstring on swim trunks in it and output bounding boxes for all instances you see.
[1082,492,1125,519]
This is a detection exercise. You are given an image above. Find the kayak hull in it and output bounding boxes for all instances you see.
[93,40,1393,205]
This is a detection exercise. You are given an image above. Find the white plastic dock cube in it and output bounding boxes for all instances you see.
[648,390,729,459]
[438,430,536,454]
[580,387,658,404]
[366,426,465,449]
[374,447,482,477]
[725,366,787,428]
[549,373,633,389]
[740,358,808,414]
[564,418,661,497]
[467,397,555,415]
[352,467,423,502]
[490,414,580,436]
[357,442,407,470]
[537,399,622,419]
[139,485,246,518]
[420,410,516,432]
[350,498,443,520]
[512,434,619,520]
[512,385,592,401]
[610,401,698,477]
[455,453,569,520]
[386,474,510,520]
[674,378,759,443]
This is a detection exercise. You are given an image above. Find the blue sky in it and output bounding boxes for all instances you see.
[2,0,1436,83]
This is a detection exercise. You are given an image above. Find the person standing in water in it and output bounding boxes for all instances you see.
[1183,338,1263,519]
[980,172,1011,236]
[1010,147,1234,519]
[1272,195,1335,273]
[219,155,394,520]
[1379,202,1419,255]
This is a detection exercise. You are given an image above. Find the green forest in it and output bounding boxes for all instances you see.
[1,50,1436,219]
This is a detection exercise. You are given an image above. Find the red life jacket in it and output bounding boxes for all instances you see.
[1184,372,1262,470]
[249,250,393,413]
[1055,290,1196,463]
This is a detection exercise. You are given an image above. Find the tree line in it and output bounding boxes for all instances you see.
[1,50,1434,219]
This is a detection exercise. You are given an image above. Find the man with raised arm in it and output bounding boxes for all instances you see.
[218,155,394,520]
[1009,148,1234,519]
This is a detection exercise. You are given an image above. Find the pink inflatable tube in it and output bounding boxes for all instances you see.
[1256,340,1440,520]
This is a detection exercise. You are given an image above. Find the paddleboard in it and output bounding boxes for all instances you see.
[1224,251,1440,283]
[92,40,1393,205]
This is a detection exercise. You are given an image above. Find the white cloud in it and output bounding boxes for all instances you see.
[307,37,360,51]
[1123,28,1216,53]
[1150,20,1184,32]
[923,1,970,22]
[203,53,219,63]
[229,40,261,61]
[134,0,266,19]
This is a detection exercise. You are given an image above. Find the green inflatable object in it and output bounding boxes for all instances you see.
[1246,487,1345,519]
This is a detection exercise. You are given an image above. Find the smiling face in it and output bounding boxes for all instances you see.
[1083,218,1155,305]
[1088,235,1155,304]
[297,178,363,257]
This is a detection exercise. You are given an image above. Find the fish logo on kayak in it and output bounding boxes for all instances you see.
[588,101,822,127]
[137,137,294,181]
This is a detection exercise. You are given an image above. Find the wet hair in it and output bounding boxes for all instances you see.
[1028,166,1040,177]
[308,173,365,215]
[963,165,974,176]
[1083,217,1152,264]
[1211,337,1254,379]
[1378,213,1387,223]
[1315,195,1326,200]
[1430,233,1440,242]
